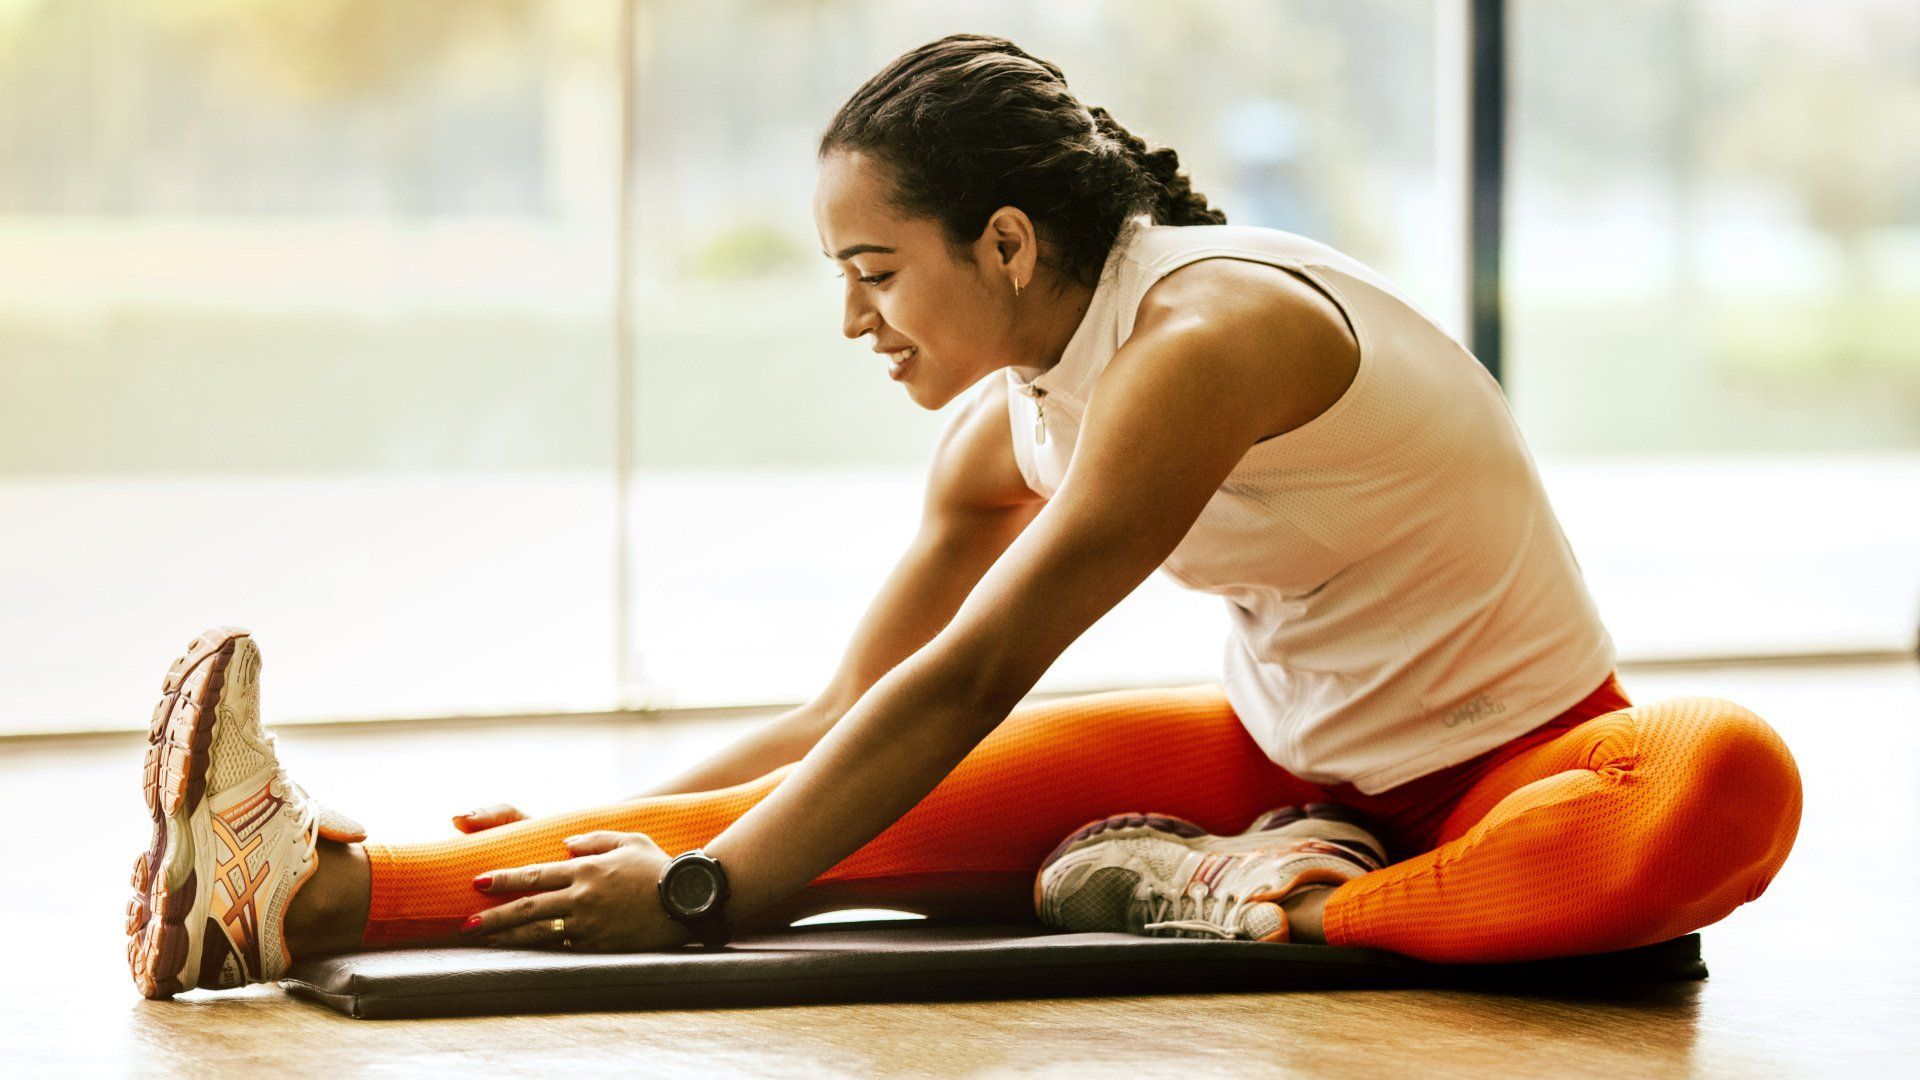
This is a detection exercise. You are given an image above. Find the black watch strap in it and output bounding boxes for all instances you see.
[683,909,734,949]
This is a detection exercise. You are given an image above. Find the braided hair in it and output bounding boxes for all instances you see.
[819,33,1226,291]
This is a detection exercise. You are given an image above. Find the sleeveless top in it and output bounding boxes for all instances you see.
[1003,215,1615,794]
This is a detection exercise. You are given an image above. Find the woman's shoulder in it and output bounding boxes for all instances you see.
[1133,253,1354,357]
[1126,254,1361,444]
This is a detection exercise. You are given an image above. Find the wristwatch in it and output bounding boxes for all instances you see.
[656,848,734,948]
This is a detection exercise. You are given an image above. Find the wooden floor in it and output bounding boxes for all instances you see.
[5,659,1915,1077]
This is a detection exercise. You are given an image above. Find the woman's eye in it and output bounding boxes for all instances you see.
[847,272,891,286]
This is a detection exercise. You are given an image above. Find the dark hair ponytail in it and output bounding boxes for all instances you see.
[819,33,1226,290]
[1086,105,1228,231]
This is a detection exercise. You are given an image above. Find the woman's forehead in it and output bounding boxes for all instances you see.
[815,153,917,256]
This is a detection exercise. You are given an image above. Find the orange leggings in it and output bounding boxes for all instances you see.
[361,675,1803,963]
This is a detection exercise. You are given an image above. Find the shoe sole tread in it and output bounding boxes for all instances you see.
[127,626,249,1000]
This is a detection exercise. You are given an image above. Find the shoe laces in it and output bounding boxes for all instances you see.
[261,733,290,796]
[260,734,317,824]
[1139,878,1269,940]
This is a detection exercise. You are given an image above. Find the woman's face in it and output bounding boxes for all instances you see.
[813,150,1022,410]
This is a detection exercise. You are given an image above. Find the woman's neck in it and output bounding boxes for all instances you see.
[1008,276,1097,381]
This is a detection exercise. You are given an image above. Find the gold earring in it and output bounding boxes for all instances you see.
[1012,276,1023,298]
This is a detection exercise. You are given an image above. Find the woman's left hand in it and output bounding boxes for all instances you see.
[465,831,693,952]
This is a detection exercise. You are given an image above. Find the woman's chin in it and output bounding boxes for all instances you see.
[899,377,951,411]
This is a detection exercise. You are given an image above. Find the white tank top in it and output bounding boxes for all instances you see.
[1005,216,1615,794]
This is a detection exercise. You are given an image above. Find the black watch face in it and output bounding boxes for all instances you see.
[667,862,720,916]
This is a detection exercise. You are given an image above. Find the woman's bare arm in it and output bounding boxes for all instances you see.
[631,377,1043,798]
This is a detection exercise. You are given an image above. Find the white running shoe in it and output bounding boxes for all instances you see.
[126,627,362,999]
[1034,804,1390,942]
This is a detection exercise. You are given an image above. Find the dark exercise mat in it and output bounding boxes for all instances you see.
[282,920,1706,1019]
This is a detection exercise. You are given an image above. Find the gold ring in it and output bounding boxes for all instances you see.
[547,916,571,948]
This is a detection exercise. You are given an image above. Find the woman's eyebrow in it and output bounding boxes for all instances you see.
[822,243,897,260]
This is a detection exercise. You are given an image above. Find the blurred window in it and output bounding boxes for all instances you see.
[0,0,623,733]
[1510,0,1920,657]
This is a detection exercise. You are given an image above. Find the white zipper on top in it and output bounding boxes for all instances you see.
[1018,383,1049,444]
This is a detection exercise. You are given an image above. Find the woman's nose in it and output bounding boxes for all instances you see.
[843,291,877,340]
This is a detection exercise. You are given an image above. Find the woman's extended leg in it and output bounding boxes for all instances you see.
[330,684,1329,949]
[1318,696,1804,963]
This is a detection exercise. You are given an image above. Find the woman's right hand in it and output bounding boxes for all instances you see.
[452,804,528,833]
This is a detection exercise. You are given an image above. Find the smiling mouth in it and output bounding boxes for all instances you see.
[885,346,918,378]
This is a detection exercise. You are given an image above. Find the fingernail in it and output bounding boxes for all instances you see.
[562,836,579,846]
[461,915,481,933]
[472,875,492,891]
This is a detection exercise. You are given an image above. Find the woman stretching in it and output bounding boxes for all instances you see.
[127,34,1801,999]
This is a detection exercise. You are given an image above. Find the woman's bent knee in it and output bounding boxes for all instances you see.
[1641,698,1803,910]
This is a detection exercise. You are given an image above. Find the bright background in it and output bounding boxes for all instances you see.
[2,0,1916,734]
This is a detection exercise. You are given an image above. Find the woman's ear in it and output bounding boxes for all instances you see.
[978,206,1038,283]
